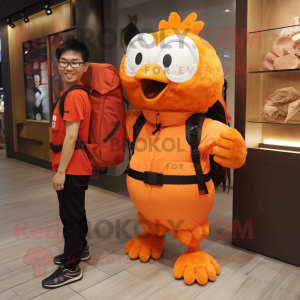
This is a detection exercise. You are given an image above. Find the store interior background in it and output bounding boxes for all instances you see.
[0,0,236,189]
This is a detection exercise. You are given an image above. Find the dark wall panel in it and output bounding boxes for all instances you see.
[0,18,14,156]
[76,0,104,64]
[233,149,300,266]
[234,0,247,138]
[0,62,3,88]
[0,0,40,20]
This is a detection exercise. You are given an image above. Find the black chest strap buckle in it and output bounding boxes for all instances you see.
[144,171,164,186]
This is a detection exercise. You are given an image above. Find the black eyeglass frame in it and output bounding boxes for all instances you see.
[58,61,86,68]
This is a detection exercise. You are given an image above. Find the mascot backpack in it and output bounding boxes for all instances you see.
[51,63,126,178]
[206,94,232,192]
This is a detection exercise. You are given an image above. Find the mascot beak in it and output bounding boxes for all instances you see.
[135,64,169,101]
[135,64,169,83]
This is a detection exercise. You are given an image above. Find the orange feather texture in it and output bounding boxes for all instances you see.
[120,12,224,113]
[159,12,204,35]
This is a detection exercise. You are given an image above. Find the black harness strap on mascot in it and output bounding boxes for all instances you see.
[127,167,211,187]
[130,113,147,155]
[186,113,209,194]
[128,113,211,194]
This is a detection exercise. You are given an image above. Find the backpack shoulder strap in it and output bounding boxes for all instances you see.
[186,113,208,194]
[59,85,90,119]
[131,113,147,155]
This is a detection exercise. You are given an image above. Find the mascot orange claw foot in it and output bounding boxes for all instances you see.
[174,245,220,285]
[170,219,210,246]
[120,12,247,285]
[125,212,168,262]
[125,231,166,262]
[171,220,219,285]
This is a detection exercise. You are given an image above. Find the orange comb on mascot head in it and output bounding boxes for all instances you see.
[120,12,247,285]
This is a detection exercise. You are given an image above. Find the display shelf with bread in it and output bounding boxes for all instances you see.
[246,0,300,153]
[233,0,300,271]
[248,25,300,73]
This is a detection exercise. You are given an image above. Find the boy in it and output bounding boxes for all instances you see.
[42,38,92,289]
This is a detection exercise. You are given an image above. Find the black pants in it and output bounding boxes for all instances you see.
[56,174,90,269]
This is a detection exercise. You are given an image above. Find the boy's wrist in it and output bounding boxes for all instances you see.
[57,168,66,174]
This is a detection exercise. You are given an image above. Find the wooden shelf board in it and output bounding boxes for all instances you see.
[259,143,300,153]
[247,118,300,126]
[249,24,300,34]
[248,69,300,75]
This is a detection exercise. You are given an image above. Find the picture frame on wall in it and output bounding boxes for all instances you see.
[23,37,50,122]
[48,29,77,111]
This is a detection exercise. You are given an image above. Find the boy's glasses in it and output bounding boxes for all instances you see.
[58,61,85,68]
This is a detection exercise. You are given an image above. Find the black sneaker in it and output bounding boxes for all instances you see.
[42,265,82,289]
[54,245,90,265]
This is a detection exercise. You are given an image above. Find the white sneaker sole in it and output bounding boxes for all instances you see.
[82,254,91,261]
[42,270,83,289]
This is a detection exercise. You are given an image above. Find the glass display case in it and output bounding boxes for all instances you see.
[23,37,50,122]
[246,0,300,153]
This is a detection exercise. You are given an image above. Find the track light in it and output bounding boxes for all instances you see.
[20,10,30,23]
[6,17,16,28]
[43,1,52,15]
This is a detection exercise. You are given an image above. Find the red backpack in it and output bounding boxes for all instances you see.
[51,63,126,178]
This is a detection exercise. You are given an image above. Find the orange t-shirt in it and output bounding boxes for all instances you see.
[51,82,93,175]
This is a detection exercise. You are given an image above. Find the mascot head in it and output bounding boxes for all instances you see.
[120,12,224,113]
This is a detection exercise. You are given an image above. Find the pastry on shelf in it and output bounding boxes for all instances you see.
[295,43,300,57]
[292,33,300,43]
[261,35,299,71]
[274,36,295,48]
[261,53,277,71]
[262,87,300,123]
[290,17,300,34]
[271,45,284,57]
[273,54,299,70]
[261,61,273,71]
[280,27,294,37]
[283,45,296,55]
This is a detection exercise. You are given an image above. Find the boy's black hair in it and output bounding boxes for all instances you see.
[56,38,89,62]
[121,22,140,47]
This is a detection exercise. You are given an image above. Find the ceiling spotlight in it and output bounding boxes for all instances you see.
[6,17,16,28]
[43,1,52,15]
[224,9,231,12]
[20,10,30,23]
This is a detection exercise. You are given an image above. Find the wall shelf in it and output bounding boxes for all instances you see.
[259,143,300,152]
[247,118,300,125]
[248,69,300,75]
[249,24,300,34]
[234,0,300,270]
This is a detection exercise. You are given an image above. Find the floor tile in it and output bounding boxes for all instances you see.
[0,289,23,300]
[80,270,159,300]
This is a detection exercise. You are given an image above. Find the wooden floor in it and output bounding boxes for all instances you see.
[0,149,300,300]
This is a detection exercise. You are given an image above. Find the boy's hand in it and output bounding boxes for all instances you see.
[52,171,66,190]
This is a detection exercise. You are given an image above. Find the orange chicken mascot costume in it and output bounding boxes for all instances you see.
[120,12,247,285]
